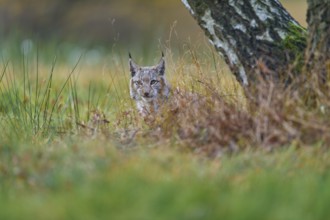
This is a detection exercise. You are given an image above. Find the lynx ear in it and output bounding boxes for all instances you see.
[156,52,165,75]
[129,53,139,77]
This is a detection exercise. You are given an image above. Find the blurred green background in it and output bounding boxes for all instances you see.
[0,0,307,47]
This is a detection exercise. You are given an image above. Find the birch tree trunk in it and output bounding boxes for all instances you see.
[181,0,307,86]
[306,0,330,81]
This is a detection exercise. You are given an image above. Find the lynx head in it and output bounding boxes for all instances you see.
[129,52,169,102]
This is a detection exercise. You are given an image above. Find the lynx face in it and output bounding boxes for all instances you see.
[129,53,170,116]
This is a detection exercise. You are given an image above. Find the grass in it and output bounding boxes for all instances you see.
[0,39,330,219]
[1,145,330,220]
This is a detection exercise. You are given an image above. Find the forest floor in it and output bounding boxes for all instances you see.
[0,40,329,220]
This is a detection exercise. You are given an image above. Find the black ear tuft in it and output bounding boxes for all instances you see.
[156,55,165,76]
[129,53,139,77]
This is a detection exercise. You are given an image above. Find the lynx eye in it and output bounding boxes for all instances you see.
[150,80,159,85]
[134,81,142,86]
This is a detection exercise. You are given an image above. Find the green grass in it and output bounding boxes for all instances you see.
[0,40,330,219]
[1,144,329,220]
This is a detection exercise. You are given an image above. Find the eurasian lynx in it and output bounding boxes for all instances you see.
[129,53,170,117]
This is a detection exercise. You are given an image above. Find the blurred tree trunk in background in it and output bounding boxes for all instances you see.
[181,0,307,86]
[306,0,330,81]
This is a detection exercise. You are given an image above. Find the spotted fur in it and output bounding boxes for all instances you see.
[129,53,170,117]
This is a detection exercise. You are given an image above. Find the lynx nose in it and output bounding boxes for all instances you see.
[144,92,150,97]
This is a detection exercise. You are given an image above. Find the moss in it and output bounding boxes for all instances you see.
[280,22,307,71]
[282,22,307,49]
[281,22,307,53]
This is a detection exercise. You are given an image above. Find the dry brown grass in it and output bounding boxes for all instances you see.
[123,59,330,157]
[16,44,326,158]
